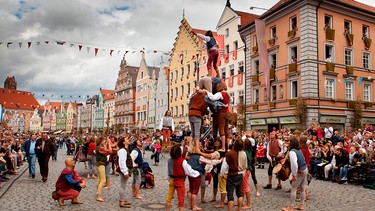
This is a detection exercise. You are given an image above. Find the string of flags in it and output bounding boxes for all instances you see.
[0,40,173,57]
[0,39,236,61]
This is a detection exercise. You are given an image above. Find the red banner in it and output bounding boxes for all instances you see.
[238,73,243,85]
[228,76,233,87]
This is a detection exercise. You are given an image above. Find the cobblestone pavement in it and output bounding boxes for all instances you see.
[1,149,374,211]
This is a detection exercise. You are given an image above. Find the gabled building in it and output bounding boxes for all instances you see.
[102,89,115,134]
[42,101,60,132]
[0,86,40,132]
[114,56,138,133]
[155,61,170,130]
[135,53,160,130]
[169,17,224,127]
[66,101,78,133]
[29,108,42,133]
[216,1,258,131]
[239,0,375,132]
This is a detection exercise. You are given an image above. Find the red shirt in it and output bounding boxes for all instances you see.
[88,142,96,156]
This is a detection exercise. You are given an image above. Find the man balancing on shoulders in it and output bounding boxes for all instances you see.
[55,158,86,206]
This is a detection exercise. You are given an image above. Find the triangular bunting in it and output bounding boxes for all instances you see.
[27,42,31,49]
[95,48,99,56]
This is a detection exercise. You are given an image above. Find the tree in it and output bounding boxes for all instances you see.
[236,101,246,134]
[293,97,307,131]
[350,100,362,130]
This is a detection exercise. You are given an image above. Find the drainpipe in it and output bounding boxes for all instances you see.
[317,0,323,110]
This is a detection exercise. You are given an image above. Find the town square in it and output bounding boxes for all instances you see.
[1,0,375,210]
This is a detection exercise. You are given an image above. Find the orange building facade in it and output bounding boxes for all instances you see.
[240,0,375,132]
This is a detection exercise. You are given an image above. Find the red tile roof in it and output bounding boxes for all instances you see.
[0,88,40,110]
[234,11,259,27]
[340,0,375,13]
[101,89,114,101]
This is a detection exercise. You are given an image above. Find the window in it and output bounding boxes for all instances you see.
[181,67,184,78]
[325,44,335,62]
[254,89,259,104]
[175,70,178,81]
[344,48,353,66]
[254,60,260,74]
[181,105,184,116]
[238,90,244,104]
[233,41,238,50]
[238,61,244,74]
[193,80,197,88]
[264,88,268,101]
[364,83,372,102]
[175,88,178,98]
[269,53,277,68]
[187,64,190,75]
[325,78,335,98]
[324,15,332,29]
[290,16,297,30]
[230,65,234,76]
[291,80,298,99]
[253,36,258,47]
[289,45,298,63]
[225,45,230,55]
[363,52,371,69]
[229,93,235,105]
[141,71,144,79]
[225,28,229,37]
[344,20,352,34]
[271,85,277,101]
[181,85,184,97]
[271,26,277,38]
[345,82,354,100]
[193,61,198,72]
[279,85,284,99]
[362,25,369,39]
[221,67,226,78]
[187,83,191,95]
[175,106,178,116]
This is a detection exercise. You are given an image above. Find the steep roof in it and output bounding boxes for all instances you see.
[101,89,115,101]
[234,10,259,28]
[0,88,40,110]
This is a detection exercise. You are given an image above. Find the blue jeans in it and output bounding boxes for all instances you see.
[28,154,37,175]
[154,152,160,163]
[339,165,348,180]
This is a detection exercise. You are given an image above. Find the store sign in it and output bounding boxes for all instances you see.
[249,119,266,125]
[267,118,279,124]
[280,116,297,124]
[320,116,346,124]
[362,118,375,125]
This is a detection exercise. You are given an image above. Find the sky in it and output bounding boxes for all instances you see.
[0,0,374,105]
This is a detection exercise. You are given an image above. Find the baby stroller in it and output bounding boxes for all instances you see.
[140,162,155,189]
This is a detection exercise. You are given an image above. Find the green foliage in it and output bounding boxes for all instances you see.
[293,97,307,131]
[350,100,362,130]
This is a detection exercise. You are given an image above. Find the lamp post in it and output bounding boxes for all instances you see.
[249,6,268,11]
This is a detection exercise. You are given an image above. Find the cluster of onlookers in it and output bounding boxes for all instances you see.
[252,123,375,188]
[0,130,27,183]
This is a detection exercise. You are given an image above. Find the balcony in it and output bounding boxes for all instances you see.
[251,74,259,83]
[347,100,355,109]
[252,104,258,110]
[345,33,354,46]
[364,38,372,50]
[289,99,297,106]
[270,101,275,109]
[365,102,372,108]
[252,46,258,53]
[288,29,296,38]
[289,63,297,73]
[346,66,354,75]
[325,28,335,41]
[270,68,275,80]
[268,38,275,46]
[326,62,335,72]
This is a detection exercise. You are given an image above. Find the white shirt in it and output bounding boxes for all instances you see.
[324,127,333,139]
[165,159,200,180]
[118,148,129,176]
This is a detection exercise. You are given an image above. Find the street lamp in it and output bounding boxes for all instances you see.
[249,6,268,11]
